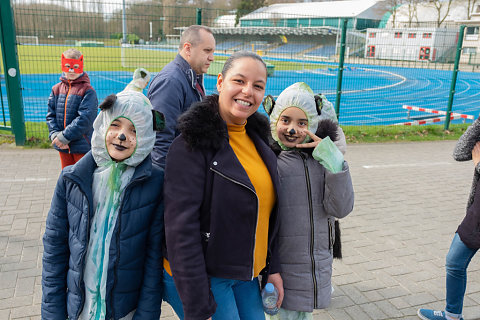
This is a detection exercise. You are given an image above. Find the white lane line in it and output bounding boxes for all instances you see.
[96,74,129,85]
[362,162,452,169]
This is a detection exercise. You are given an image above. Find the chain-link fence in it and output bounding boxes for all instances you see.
[3,0,480,141]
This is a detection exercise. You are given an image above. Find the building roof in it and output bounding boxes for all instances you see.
[213,14,236,28]
[240,0,389,20]
[208,26,338,36]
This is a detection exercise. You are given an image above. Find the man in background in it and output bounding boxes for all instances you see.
[148,25,215,169]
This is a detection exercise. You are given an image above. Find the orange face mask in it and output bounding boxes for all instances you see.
[61,54,84,74]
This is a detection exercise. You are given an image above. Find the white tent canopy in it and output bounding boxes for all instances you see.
[240,0,389,21]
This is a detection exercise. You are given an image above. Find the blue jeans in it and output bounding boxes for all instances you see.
[210,276,265,320]
[445,233,478,317]
[163,268,184,319]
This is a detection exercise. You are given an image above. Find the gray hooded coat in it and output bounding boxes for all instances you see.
[276,150,354,312]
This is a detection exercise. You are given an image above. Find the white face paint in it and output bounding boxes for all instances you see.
[105,117,137,162]
[276,107,309,148]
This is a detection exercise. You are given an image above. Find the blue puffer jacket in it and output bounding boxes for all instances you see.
[147,54,205,169]
[41,152,164,320]
[46,73,98,154]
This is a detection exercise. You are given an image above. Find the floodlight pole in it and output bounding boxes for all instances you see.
[122,0,127,43]
[334,18,348,120]
[196,8,202,25]
[444,25,465,130]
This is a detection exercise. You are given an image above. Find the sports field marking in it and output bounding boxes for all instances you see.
[296,69,336,76]
[96,74,130,85]
[341,68,406,94]
[362,162,452,169]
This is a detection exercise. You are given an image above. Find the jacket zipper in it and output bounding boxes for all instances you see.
[109,176,146,319]
[64,80,72,129]
[189,70,201,100]
[328,219,334,252]
[299,152,318,308]
[210,167,259,279]
[64,177,90,320]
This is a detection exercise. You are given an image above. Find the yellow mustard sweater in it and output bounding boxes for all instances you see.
[227,122,275,277]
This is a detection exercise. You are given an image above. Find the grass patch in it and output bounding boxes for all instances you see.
[343,123,470,143]
[0,134,15,145]
[264,59,328,71]
[14,44,328,75]
[0,121,51,148]
[16,45,178,74]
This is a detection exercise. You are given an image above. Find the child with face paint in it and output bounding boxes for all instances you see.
[42,90,166,320]
[264,82,354,320]
[46,48,98,169]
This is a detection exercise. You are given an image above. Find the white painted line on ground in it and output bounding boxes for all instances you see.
[96,74,129,85]
[362,162,452,169]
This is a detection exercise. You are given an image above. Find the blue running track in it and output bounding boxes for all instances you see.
[3,63,480,126]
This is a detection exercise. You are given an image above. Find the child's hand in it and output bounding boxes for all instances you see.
[52,137,69,150]
[473,142,480,167]
[296,130,322,149]
[267,273,284,308]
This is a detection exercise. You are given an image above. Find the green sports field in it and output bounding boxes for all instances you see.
[13,44,329,75]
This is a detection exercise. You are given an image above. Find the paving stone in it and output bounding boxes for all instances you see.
[14,277,35,297]
[3,142,480,319]
[0,309,10,320]
[5,242,23,257]
[359,302,388,319]
[0,296,32,310]
[9,305,40,319]
[0,271,17,289]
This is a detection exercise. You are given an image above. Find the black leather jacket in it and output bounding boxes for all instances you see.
[164,95,280,320]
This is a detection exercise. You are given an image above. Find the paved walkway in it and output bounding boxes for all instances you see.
[1,141,479,320]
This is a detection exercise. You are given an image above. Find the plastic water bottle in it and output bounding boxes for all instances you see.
[262,283,279,315]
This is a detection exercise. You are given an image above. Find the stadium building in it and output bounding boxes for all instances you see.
[210,0,391,58]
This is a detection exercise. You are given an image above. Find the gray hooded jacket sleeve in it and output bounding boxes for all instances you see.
[453,117,480,161]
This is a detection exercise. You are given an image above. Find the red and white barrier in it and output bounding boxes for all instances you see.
[402,105,474,120]
[395,114,466,126]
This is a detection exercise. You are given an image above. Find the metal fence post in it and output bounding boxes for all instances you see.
[196,8,202,25]
[0,0,25,145]
[444,25,465,130]
[335,18,348,121]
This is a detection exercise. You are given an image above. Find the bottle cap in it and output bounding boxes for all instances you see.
[265,283,275,293]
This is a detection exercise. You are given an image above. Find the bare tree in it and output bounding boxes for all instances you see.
[406,0,419,27]
[429,0,453,27]
[466,0,479,20]
[387,0,403,28]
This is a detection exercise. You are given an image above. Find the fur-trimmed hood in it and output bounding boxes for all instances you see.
[177,94,271,150]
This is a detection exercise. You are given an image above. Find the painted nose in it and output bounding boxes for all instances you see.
[289,128,296,135]
[118,133,126,141]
